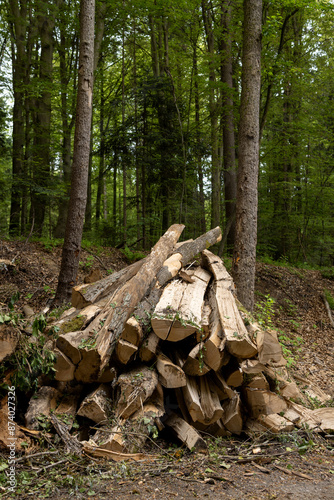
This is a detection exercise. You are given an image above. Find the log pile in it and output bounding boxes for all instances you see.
[22,225,334,457]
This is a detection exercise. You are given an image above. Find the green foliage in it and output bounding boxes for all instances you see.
[120,246,146,262]
[2,313,56,393]
[254,293,276,328]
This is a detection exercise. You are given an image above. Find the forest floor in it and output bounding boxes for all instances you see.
[0,239,333,499]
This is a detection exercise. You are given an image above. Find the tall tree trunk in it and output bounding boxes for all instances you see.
[53,27,78,239]
[32,0,59,235]
[9,0,28,236]
[232,0,262,312]
[55,0,95,303]
[220,0,237,253]
[193,38,206,235]
[201,0,221,229]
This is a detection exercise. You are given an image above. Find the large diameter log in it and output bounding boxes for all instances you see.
[156,226,222,286]
[80,224,185,379]
[152,267,211,342]
[202,251,257,359]
[165,412,207,453]
[77,384,112,423]
[151,279,187,340]
[168,267,211,342]
[156,353,187,388]
[72,259,145,309]
[116,365,159,419]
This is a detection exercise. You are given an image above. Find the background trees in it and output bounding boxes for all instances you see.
[0,0,334,282]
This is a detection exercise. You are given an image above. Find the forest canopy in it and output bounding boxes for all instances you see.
[1,0,334,267]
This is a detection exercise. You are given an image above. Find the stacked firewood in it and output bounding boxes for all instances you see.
[23,225,334,457]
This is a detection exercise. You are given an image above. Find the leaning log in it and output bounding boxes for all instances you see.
[75,224,185,380]
[156,226,222,286]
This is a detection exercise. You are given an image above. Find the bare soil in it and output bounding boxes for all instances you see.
[0,240,333,499]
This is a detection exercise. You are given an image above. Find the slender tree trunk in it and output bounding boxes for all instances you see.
[232,0,262,312]
[193,40,206,234]
[9,0,28,236]
[53,29,78,238]
[32,0,59,235]
[220,0,237,252]
[55,0,95,303]
[201,0,221,229]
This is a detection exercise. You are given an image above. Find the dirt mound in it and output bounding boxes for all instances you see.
[0,239,130,312]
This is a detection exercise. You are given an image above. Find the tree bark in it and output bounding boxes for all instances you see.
[55,0,95,303]
[232,0,262,312]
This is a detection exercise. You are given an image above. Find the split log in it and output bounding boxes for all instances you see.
[115,339,138,365]
[139,331,160,362]
[256,413,295,433]
[116,365,159,419]
[243,387,287,418]
[156,226,222,286]
[209,372,236,400]
[203,291,229,371]
[181,375,205,423]
[202,250,257,359]
[256,329,286,367]
[121,317,143,346]
[53,347,76,382]
[223,362,243,388]
[263,366,302,400]
[198,376,224,425]
[72,259,145,309]
[245,373,270,390]
[156,353,187,388]
[77,385,112,423]
[0,324,19,362]
[76,224,185,380]
[310,408,334,432]
[222,394,243,435]
[151,279,187,340]
[152,267,211,342]
[168,267,211,342]
[246,413,295,435]
[164,412,207,453]
[182,343,211,377]
[25,386,59,430]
